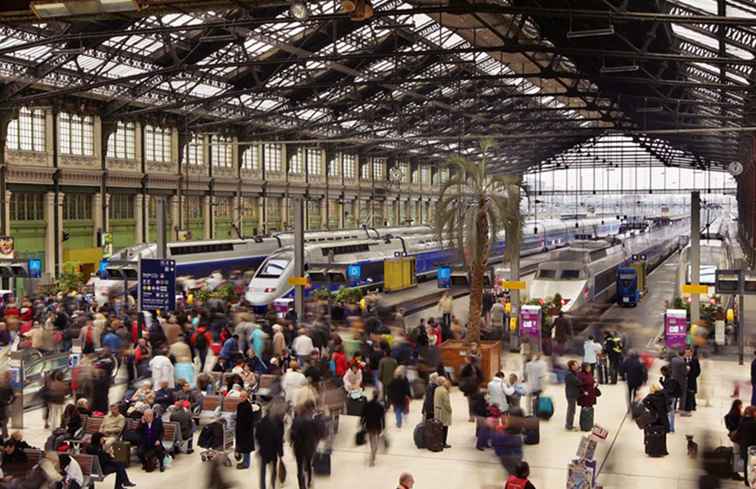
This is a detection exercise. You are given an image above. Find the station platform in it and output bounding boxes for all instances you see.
[10,251,751,489]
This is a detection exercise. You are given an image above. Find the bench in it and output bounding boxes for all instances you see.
[2,449,43,477]
[162,421,181,453]
[221,397,242,414]
[73,416,105,450]
[73,452,104,489]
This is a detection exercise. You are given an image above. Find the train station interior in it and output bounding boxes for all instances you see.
[0,0,755,489]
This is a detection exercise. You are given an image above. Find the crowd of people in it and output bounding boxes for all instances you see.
[0,282,745,489]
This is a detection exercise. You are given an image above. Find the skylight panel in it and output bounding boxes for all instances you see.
[672,24,718,50]
[681,0,718,13]
[0,37,24,50]
[726,44,754,60]
[13,45,51,60]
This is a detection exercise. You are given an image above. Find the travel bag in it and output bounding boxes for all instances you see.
[579,406,594,432]
[644,426,668,457]
[424,418,444,452]
[413,422,426,449]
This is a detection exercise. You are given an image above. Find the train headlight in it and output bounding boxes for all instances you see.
[264,288,275,293]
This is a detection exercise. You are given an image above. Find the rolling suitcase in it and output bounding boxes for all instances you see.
[536,396,554,420]
[424,418,444,452]
[112,441,131,467]
[313,449,331,475]
[523,417,540,445]
[644,426,667,457]
[579,406,594,432]
[413,422,426,449]
[346,395,366,416]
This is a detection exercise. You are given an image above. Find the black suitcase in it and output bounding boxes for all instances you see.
[644,426,668,457]
[523,416,540,445]
[579,406,594,432]
[346,396,366,416]
[313,450,331,475]
[413,422,425,449]
[424,418,444,452]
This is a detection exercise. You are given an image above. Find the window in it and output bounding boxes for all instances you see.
[242,145,260,170]
[241,197,258,218]
[210,135,233,168]
[106,121,136,160]
[328,153,341,177]
[421,165,431,185]
[360,161,370,180]
[63,193,92,220]
[289,147,304,175]
[397,161,410,183]
[373,159,386,181]
[7,107,45,152]
[185,196,204,220]
[343,154,356,179]
[10,192,44,221]
[411,166,420,184]
[307,147,322,176]
[215,197,233,218]
[109,194,135,220]
[145,125,172,163]
[184,134,203,166]
[264,143,282,173]
[439,167,450,184]
[560,269,581,280]
[58,113,93,156]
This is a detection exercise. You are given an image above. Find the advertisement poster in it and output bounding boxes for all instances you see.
[437,266,451,288]
[665,309,688,350]
[520,305,542,338]
[0,236,14,259]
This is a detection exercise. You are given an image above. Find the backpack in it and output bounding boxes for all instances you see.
[194,330,208,351]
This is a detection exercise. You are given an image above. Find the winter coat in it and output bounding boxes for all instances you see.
[564,371,580,401]
[378,356,398,389]
[387,377,411,408]
[290,414,319,458]
[422,382,438,418]
[361,399,386,434]
[234,400,257,454]
[642,391,670,432]
[577,371,597,407]
[255,415,284,463]
[433,385,452,426]
[622,355,648,388]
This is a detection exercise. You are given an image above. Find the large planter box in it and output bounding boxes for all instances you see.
[439,340,502,384]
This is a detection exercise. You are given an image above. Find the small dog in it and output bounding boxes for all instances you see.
[686,435,698,458]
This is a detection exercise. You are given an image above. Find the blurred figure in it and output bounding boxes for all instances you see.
[524,354,547,417]
[577,363,597,432]
[505,461,536,489]
[0,372,15,439]
[734,406,756,485]
[433,377,452,449]
[235,390,255,470]
[553,312,572,356]
[290,400,320,489]
[642,384,670,457]
[205,452,235,489]
[387,366,411,428]
[459,355,483,422]
[564,360,580,431]
[488,371,513,414]
[582,336,602,374]
[622,352,648,411]
[360,391,386,466]
[255,406,285,489]
[396,473,415,489]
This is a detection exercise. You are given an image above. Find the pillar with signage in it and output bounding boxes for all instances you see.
[138,258,177,314]
[664,309,688,351]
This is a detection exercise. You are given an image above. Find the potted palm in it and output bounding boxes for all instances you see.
[434,139,523,381]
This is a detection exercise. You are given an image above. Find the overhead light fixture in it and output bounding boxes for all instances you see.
[31,0,139,18]
[290,0,309,20]
[346,0,373,20]
[199,33,237,43]
[566,25,615,39]
[341,0,356,13]
[636,106,664,113]
[52,46,86,55]
[600,64,639,74]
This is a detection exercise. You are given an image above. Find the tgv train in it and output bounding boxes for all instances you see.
[676,238,727,298]
[245,218,624,308]
[92,225,432,304]
[528,218,688,315]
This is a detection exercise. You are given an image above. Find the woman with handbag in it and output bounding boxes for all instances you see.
[387,366,412,428]
[577,363,598,432]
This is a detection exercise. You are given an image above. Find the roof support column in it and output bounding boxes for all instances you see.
[0,108,17,238]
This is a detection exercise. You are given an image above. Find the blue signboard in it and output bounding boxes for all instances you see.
[139,258,176,312]
[437,266,452,288]
[27,258,42,279]
[347,264,361,284]
[98,259,109,278]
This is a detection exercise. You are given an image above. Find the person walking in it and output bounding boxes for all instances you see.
[235,391,256,469]
[577,363,598,432]
[378,350,398,403]
[361,391,386,466]
[582,336,602,374]
[255,407,285,489]
[670,350,690,417]
[622,352,648,411]
[564,360,580,431]
[433,377,453,449]
[524,354,547,417]
[459,355,483,422]
[387,366,411,428]
[487,371,513,414]
[642,384,670,457]
[290,400,320,489]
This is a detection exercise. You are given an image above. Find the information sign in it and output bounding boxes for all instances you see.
[347,264,361,283]
[27,259,42,279]
[519,304,541,338]
[664,309,688,350]
[437,266,451,288]
[138,258,176,312]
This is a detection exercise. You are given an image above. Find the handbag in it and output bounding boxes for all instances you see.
[355,429,367,446]
[594,387,602,397]
[277,459,287,483]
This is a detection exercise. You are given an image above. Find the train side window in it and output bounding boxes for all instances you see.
[537,269,556,279]
[561,270,581,280]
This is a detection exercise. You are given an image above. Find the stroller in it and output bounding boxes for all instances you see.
[197,418,234,466]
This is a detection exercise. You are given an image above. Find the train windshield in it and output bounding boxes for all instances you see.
[561,269,581,279]
[257,258,289,278]
[536,269,556,279]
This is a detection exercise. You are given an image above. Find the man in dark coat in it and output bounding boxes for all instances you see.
[138,409,165,472]
[622,352,648,411]
[235,391,257,469]
[361,391,386,466]
[669,350,690,417]
[290,401,320,489]
[255,410,285,489]
[684,348,701,412]
[564,360,580,431]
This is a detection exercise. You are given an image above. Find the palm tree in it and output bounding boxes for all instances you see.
[434,139,524,344]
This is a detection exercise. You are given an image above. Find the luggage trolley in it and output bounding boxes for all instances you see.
[197,418,235,466]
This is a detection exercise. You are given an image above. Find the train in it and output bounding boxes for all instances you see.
[676,238,727,299]
[92,225,432,305]
[245,217,624,309]
[528,217,689,315]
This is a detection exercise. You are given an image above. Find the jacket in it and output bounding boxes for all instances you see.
[138,418,164,451]
[487,377,514,411]
[433,385,452,426]
[735,418,756,457]
[564,371,580,400]
[387,377,411,407]
[361,399,386,434]
[553,316,572,343]
[669,356,688,383]
[422,382,437,417]
[378,356,398,389]
[100,412,126,437]
[255,415,284,462]
[577,371,597,407]
[170,408,194,440]
[642,391,670,432]
[622,355,648,388]
[290,414,319,457]
[234,400,256,453]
